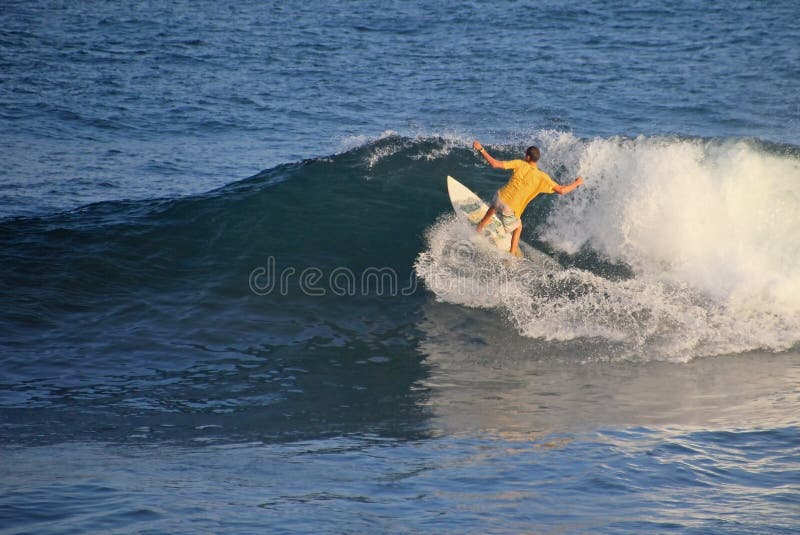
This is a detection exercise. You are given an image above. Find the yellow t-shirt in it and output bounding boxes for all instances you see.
[497,160,558,217]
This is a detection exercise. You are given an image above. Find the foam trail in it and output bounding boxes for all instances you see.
[416,133,800,361]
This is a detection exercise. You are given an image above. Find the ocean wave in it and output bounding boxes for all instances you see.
[414,132,800,361]
[3,132,799,363]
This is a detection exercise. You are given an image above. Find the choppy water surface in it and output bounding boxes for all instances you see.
[2,0,799,532]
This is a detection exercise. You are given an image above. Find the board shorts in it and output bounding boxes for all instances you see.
[491,192,521,232]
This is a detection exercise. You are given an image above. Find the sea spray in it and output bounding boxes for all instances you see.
[416,133,800,361]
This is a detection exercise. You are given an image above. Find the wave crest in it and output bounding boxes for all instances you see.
[415,133,800,361]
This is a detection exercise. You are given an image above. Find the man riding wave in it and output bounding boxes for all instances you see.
[473,140,584,257]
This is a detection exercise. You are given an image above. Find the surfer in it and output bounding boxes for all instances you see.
[472,141,583,257]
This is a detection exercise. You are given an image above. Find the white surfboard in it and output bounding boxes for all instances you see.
[447,175,512,251]
[446,175,562,269]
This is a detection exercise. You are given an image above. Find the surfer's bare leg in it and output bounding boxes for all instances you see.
[510,225,522,256]
[476,207,496,233]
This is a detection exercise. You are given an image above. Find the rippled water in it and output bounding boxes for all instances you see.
[3,0,799,216]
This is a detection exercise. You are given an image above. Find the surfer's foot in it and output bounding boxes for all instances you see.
[510,247,523,258]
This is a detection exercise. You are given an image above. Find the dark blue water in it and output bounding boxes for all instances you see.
[2,1,799,532]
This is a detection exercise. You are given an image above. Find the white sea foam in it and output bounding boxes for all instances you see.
[415,133,800,361]
[338,129,474,168]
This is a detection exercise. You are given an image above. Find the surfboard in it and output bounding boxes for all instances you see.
[446,175,515,251]
[446,175,562,270]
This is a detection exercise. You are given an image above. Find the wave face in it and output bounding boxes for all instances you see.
[2,133,799,394]
[414,132,800,361]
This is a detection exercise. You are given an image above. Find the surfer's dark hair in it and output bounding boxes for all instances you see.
[526,146,540,162]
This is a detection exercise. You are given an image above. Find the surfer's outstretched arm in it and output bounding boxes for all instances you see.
[553,176,584,195]
[472,141,504,169]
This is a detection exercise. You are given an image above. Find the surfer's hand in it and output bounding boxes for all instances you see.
[472,141,483,152]
[575,176,584,186]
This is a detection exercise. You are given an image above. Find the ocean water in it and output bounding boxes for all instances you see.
[2,1,799,533]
